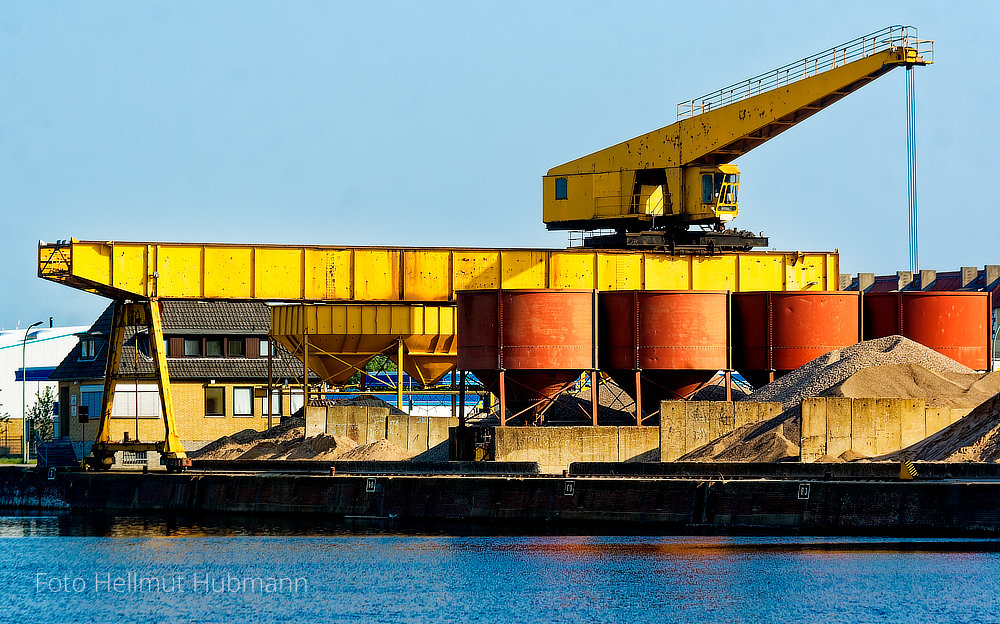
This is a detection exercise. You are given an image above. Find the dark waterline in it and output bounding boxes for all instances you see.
[2,512,998,624]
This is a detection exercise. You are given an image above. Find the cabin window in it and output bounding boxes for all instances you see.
[555,178,568,200]
[702,174,714,203]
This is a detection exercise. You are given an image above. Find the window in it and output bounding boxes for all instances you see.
[289,389,304,416]
[206,338,223,357]
[111,384,162,419]
[555,177,568,200]
[227,338,244,357]
[260,339,271,357]
[80,386,103,423]
[263,389,282,416]
[702,174,714,203]
[233,387,253,417]
[184,339,202,357]
[80,338,98,360]
[136,334,151,358]
[205,386,225,417]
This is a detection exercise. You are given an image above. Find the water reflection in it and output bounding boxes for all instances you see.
[1,515,999,624]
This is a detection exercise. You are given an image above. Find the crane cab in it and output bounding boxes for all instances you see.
[683,164,740,224]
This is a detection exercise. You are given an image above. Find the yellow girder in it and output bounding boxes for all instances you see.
[39,240,840,301]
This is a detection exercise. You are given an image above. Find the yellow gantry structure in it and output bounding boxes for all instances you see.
[40,239,839,457]
[39,241,839,300]
[543,25,933,232]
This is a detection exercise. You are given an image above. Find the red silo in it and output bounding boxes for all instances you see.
[600,291,730,422]
[733,291,861,387]
[457,289,597,425]
[863,291,991,370]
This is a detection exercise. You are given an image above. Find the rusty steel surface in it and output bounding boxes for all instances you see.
[733,291,861,377]
[457,290,597,371]
[863,291,991,370]
[600,291,729,405]
[457,290,597,422]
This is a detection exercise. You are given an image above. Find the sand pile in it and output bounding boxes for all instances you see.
[885,392,1000,462]
[680,336,991,463]
[189,417,417,461]
[822,364,1000,408]
[190,418,308,460]
[336,438,414,462]
[744,335,975,410]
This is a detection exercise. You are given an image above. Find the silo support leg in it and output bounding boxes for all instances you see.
[634,370,643,426]
[590,370,598,426]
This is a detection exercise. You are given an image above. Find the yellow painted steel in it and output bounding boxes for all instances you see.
[39,240,840,300]
[271,303,458,387]
[86,300,186,470]
[543,26,933,231]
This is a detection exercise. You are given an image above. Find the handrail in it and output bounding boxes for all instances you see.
[677,25,933,120]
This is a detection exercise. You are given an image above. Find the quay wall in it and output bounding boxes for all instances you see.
[5,466,1000,534]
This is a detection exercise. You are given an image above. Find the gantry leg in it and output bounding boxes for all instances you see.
[85,299,189,472]
[146,300,187,469]
[85,301,127,469]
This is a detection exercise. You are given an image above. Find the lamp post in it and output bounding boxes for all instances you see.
[22,321,43,464]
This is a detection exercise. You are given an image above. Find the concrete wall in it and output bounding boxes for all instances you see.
[306,405,457,455]
[800,397,969,462]
[492,426,659,474]
[659,401,783,462]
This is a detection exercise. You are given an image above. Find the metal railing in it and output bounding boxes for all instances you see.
[677,25,933,120]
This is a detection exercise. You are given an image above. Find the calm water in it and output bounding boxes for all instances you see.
[1,513,999,624]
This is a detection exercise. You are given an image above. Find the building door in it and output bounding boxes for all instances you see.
[59,386,69,438]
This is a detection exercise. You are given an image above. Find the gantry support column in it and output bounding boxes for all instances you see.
[86,299,189,472]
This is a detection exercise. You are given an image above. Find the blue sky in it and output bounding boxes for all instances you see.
[0,2,993,328]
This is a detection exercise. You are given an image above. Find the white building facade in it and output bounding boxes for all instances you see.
[0,325,88,428]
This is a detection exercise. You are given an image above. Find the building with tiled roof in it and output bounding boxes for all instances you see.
[51,301,309,462]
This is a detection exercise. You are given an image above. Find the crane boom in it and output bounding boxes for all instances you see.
[543,25,933,251]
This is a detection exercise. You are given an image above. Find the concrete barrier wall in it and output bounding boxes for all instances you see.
[492,426,659,474]
[305,405,457,454]
[659,401,783,462]
[800,397,969,462]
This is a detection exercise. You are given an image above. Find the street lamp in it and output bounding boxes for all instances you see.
[22,321,43,464]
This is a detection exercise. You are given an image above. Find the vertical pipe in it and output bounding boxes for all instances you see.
[591,289,599,427]
[499,370,507,427]
[590,370,598,427]
[396,338,404,413]
[459,370,466,428]
[634,369,643,427]
[267,330,273,430]
[725,371,732,402]
[302,320,309,416]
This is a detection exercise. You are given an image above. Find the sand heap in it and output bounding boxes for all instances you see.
[885,392,1000,462]
[680,336,996,462]
[189,417,414,461]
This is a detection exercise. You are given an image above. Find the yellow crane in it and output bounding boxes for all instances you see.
[543,25,933,251]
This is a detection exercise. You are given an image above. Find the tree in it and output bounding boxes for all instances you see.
[27,386,56,443]
[0,388,9,425]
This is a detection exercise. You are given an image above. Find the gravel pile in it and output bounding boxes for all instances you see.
[681,336,984,463]
[188,416,417,461]
[744,335,973,410]
[885,392,1000,462]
